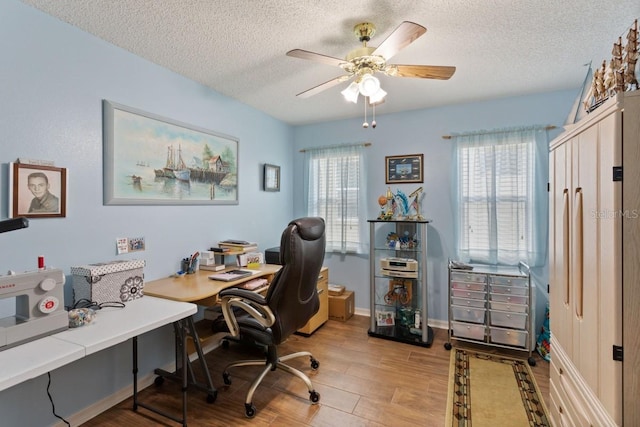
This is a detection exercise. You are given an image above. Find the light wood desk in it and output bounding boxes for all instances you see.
[143,265,281,413]
[145,264,281,306]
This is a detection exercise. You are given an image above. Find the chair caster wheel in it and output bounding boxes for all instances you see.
[206,390,217,403]
[444,342,452,350]
[221,340,230,349]
[245,403,256,418]
[154,376,165,387]
[310,357,320,370]
[528,357,537,367]
[223,372,231,385]
[309,390,320,403]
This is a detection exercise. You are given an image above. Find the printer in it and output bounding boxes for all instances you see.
[265,247,281,265]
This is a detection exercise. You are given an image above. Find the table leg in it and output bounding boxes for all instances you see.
[153,317,217,402]
[133,321,189,426]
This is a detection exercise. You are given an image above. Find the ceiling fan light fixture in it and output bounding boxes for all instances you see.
[341,82,360,103]
[369,88,387,104]
[358,74,380,97]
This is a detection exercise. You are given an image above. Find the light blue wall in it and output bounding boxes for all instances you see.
[1,2,293,425]
[292,90,575,326]
[1,1,578,424]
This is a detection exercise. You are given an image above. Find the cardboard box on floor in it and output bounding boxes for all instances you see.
[328,290,354,321]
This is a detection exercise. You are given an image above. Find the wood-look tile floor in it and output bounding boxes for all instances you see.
[82,315,549,426]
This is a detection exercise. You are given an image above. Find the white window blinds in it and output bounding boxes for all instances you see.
[452,127,548,266]
[304,144,368,254]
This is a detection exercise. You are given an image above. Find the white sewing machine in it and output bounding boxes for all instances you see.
[0,268,68,350]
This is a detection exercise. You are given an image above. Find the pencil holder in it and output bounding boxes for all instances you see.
[181,259,198,274]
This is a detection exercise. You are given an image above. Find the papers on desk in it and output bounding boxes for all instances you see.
[236,277,268,291]
[208,269,257,282]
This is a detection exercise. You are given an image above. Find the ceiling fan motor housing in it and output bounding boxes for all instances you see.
[354,22,376,42]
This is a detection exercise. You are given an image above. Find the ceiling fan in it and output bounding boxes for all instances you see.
[286,21,456,100]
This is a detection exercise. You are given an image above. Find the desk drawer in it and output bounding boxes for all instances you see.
[297,267,329,335]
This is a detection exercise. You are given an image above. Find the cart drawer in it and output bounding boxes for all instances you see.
[452,306,486,324]
[490,326,528,348]
[452,321,485,341]
[451,272,486,284]
[490,301,528,313]
[451,296,486,308]
[451,281,486,292]
[451,289,485,300]
[489,284,529,296]
[489,275,528,287]
[489,309,528,329]
[490,293,528,305]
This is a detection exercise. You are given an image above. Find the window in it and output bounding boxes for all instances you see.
[452,127,548,266]
[304,144,368,254]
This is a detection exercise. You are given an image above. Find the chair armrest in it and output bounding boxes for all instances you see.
[219,288,274,338]
[219,287,267,305]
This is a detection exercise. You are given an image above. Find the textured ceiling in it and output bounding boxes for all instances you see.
[19,0,640,126]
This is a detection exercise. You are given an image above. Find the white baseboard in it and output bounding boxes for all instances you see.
[57,362,173,427]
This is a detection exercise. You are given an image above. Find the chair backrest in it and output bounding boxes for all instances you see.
[265,217,326,344]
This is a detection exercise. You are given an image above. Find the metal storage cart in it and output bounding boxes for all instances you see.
[368,219,432,347]
[445,261,537,365]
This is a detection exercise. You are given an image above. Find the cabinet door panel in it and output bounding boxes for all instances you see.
[549,143,572,354]
[595,112,623,422]
[572,126,600,386]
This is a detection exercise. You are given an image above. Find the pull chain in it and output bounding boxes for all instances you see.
[362,96,369,128]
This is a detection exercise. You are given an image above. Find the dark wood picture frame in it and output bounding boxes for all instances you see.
[385,154,424,184]
[11,163,67,218]
[263,164,280,192]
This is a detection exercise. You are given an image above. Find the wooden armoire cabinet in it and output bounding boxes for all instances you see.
[548,91,640,426]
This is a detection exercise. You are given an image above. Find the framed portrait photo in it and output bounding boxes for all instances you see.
[385,154,424,184]
[10,163,67,218]
[263,164,280,192]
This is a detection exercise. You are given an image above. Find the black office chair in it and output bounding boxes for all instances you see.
[217,217,326,418]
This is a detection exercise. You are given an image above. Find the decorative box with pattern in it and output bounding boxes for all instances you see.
[71,259,145,304]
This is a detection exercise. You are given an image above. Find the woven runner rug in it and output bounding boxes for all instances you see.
[446,348,550,427]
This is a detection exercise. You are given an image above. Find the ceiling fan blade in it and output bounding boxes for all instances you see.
[393,64,456,80]
[286,49,345,67]
[296,75,352,98]
[372,21,427,60]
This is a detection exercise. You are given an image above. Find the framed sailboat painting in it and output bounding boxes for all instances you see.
[102,100,239,205]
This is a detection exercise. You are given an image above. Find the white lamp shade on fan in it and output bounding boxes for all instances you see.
[341,82,360,103]
[358,74,380,97]
[369,88,387,104]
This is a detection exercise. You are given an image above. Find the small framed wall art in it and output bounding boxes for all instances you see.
[385,154,424,184]
[10,162,67,218]
[263,164,280,192]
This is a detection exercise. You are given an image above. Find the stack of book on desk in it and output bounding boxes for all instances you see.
[218,240,258,252]
[199,250,225,271]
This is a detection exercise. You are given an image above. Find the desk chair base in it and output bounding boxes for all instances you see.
[222,350,321,418]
